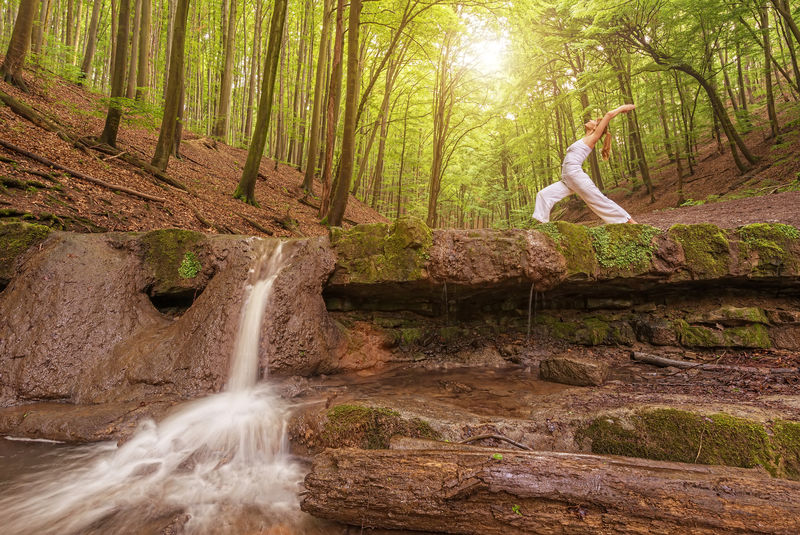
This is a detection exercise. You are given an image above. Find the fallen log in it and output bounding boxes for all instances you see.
[0,139,166,203]
[631,351,799,375]
[302,448,800,535]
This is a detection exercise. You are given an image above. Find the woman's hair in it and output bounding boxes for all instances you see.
[595,117,612,161]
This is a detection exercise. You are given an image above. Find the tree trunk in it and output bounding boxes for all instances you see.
[126,0,141,99]
[1,0,38,89]
[302,448,800,535]
[99,0,131,147]
[162,0,175,100]
[244,0,262,141]
[150,0,189,170]
[79,0,102,83]
[325,0,360,226]
[761,2,780,139]
[286,0,310,166]
[657,78,674,162]
[319,0,344,217]
[301,0,331,192]
[135,0,151,101]
[32,0,51,55]
[232,0,288,205]
[395,90,410,219]
[212,0,237,140]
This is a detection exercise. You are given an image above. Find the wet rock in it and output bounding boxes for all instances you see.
[673,320,771,348]
[686,306,769,326]
[633,317,679,346]
[0,222,51,287]
[771,325,800,350]
[539,355,608,386]
[587,298,632,310]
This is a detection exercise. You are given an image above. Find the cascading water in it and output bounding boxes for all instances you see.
[0,240,307,534]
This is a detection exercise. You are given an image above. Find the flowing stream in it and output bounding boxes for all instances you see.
[0,240,308,534]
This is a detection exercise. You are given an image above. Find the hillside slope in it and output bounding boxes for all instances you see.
[0,68,387,238]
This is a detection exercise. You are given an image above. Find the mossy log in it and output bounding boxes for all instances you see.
[302,448,800,535]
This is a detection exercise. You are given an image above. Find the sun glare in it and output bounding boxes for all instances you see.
[466,38,509,74]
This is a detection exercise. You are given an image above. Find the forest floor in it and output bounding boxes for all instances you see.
[0,65,387,239]
[2,64,800,236]
[560,98,800,229]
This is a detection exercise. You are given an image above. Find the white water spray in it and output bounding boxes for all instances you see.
[0,240,304,534]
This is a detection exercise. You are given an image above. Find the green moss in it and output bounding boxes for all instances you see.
[687,306,769,326]
[331,217,432,284]
[673,320,770,348]
[538,314,632,346]
[537,221,598,277]
[578,409,775,473]
[588,224,660,272]
[736,223,800,276]
[322,404,440,449]
[0,222,52,282]
[669,224,731,279]
[140,229,205,293]
[774,421,800,479]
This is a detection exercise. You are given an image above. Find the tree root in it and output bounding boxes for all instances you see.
[236,212,274,236]
[84,140,191,192]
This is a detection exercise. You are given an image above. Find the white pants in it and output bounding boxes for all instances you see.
[532,170,631,224]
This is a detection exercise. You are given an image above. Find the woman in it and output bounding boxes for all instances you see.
[532,103,637,225]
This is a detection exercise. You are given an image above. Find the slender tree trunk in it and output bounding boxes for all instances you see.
[232,0,288,205]
[99,0,131,147]
[761,2,780,139]
[79,0,102,83]
[135,0,151,101]
[616,63,654,202]
[32,0,51,55]
[735,40,748,111]
[287,0,310,166]
[212,0,237,140]
[657,78,674,162]
[1,0,37,89]
[319,0,344,217]
[151,0,189,170]
[325,0,361,226]
[396,91,410,220]
[244,0,262,141]
[162,0,175,100]
[126,0,141,98]
[302,0,331,192]
[65,0,74,52]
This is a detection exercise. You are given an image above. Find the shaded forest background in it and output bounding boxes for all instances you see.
[1,0,800,232]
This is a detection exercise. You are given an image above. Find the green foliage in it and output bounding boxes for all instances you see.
[178,251,201,279]
[669,224,731,278]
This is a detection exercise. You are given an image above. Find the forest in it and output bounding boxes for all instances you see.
[2,0,798,230]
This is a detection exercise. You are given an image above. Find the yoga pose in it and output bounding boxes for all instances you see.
[533,104,637,225]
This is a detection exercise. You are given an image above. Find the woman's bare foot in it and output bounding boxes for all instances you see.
[626,218,638,224]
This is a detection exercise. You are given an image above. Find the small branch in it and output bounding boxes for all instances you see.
[0,139,166,203]
[237,212,274,236]
[631,351,798,375]
[190,206,231,234]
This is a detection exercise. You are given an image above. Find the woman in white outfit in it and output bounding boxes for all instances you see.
[532,104,638,225]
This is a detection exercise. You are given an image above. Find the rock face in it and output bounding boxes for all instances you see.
[539,355,608,386]
[0,231,342,409]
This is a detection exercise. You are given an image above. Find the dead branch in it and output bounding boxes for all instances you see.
[0,139,166,203]
[631,351,799,375]
[236,212,274,236]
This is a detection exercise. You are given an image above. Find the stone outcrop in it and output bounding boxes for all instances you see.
[539,355,608,386]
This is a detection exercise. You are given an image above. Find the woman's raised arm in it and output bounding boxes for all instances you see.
[584,104,636,147]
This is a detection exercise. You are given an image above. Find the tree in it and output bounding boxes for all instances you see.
[151,0,190,170]
[136,0,152,101]
[79,0,103,83]
[233,0,289,205]
[99,0,131,147]
[324,0,361,226]
[212,0,238,140]
[1,0,38,89]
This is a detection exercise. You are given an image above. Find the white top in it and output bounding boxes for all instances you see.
[561,139,592,177]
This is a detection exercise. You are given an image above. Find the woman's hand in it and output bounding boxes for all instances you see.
[618,103,636,113]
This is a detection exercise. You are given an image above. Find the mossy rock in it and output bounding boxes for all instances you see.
[577,409,798,478]
[321,404,440,449]
[331,217,432,284]
[538,314,633,346]
[588,224,661,275]
[673,319,770,348]
[535,221,598,277]
[669,224,730,279]
[0,222,52,284]
[686,306,769,326]
[736,223,800,277]
[140,229,206,296]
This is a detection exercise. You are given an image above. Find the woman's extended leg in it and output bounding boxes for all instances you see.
[532,181,572,223]
[563,172,631,224]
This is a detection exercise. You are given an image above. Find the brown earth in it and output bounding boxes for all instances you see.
[0,66,387,239]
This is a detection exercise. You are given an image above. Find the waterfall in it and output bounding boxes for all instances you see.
[0,240,304,534]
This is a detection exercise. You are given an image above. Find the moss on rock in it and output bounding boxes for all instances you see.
[687,306,769,326]
[0,222,52,283]
[536,221,598,277]
[322,404,440,449]
[736,223,800,276]
[331,217,432,284]
[588,224,660,273]
[577,409,793,477]
[140,229,205,295]
[538,314,633,346]
[669,224,731,279]
[674,319,771,348]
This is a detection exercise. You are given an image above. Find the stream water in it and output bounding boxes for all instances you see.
[0,240,326,534]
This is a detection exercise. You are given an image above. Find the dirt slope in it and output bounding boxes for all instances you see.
[0,67,387,238]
